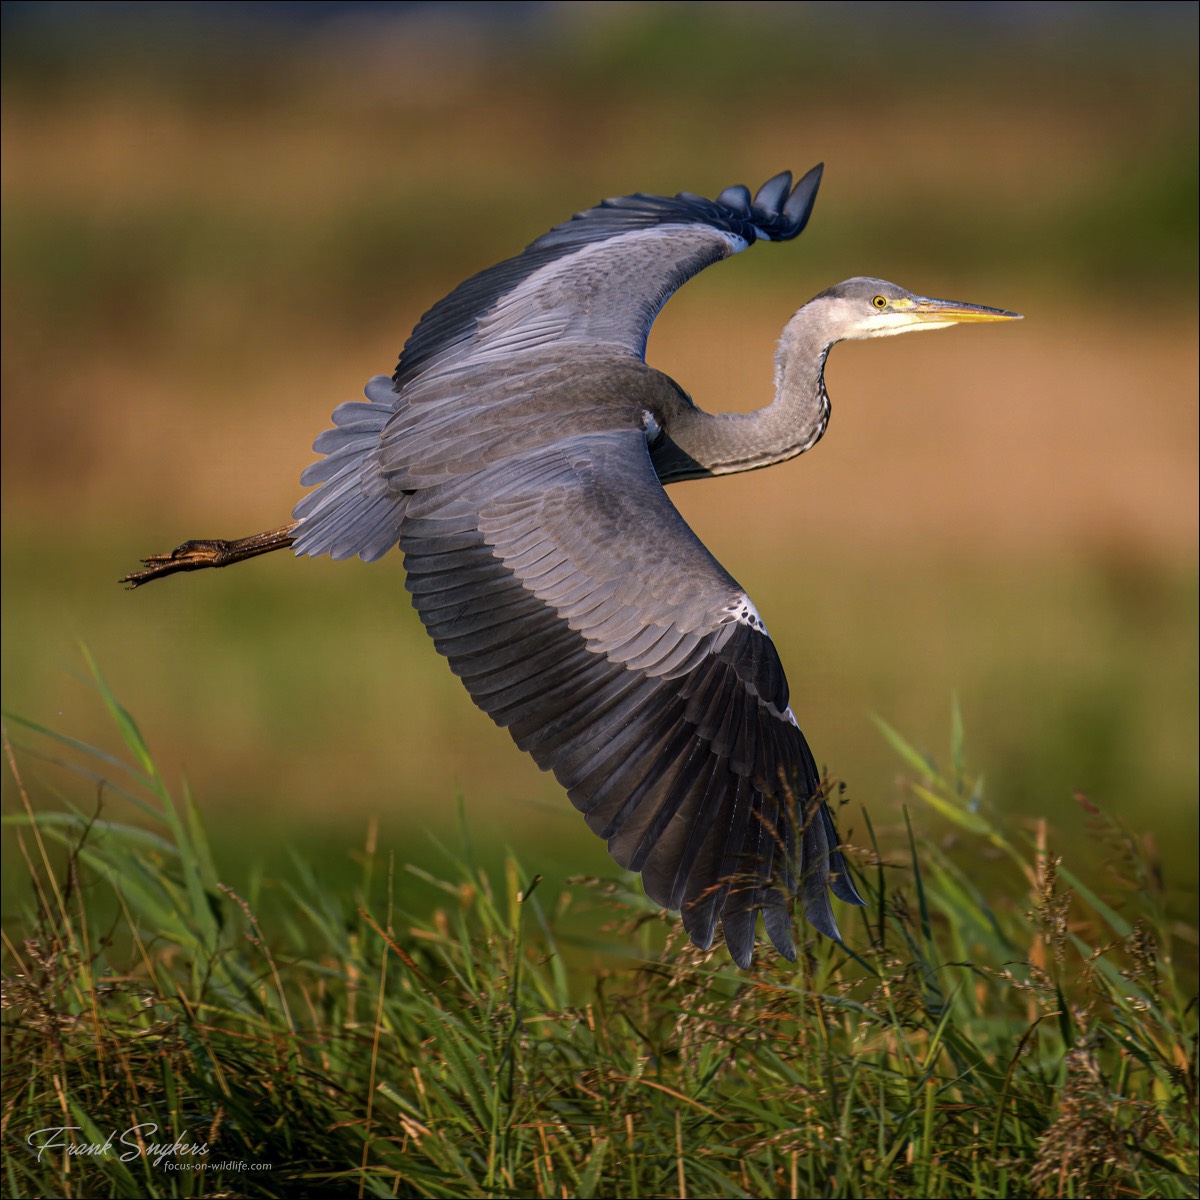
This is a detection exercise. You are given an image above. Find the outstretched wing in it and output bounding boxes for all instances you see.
[392,165,824,390]
[399,429,861,966]
[292,168,864,961]
[292,167,824,563]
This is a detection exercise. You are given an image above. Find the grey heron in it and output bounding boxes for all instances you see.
[123,165,1019,967]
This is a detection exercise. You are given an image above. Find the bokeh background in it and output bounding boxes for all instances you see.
[3,2,1196,924]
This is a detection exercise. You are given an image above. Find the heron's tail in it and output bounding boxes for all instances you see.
[291,375,408,562]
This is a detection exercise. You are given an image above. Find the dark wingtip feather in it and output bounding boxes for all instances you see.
[796,798,841,939]
[716,184,752,215]
[753,171,793,216]
[782,162,823,233]
[720,905,758,968]
[804,895,842,942]
[829,854,867,906]
[820,805,866,905]
[724,935,753,969]
[830,867,867,906]
[762,903,797,962]
[684,910,718,953]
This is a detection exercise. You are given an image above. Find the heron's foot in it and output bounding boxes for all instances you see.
[122,538,242,588]
[121,523,298,589]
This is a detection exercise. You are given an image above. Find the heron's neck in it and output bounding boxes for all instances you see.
[658,313,833,480]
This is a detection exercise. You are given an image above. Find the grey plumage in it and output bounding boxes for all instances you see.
[286,166,1019,967]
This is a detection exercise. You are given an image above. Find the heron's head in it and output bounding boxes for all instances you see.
[808,277,1021,344]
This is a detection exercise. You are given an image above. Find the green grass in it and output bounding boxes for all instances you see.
[2,666,1196,1198]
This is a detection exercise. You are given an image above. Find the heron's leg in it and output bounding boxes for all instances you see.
[121,522,300,589]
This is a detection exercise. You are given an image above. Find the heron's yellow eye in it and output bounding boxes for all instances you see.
[872,295,888,309]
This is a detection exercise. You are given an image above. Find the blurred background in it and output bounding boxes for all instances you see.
[3,2,1196,924]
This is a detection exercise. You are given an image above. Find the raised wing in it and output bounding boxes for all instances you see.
[399,429,861,965]
[392,165,823,389]
[293,168,824,564]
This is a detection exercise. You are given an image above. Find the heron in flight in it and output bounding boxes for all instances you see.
[124,165,1019,967]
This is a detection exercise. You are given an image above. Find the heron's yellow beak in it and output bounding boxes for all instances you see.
[909,297,1022,323]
